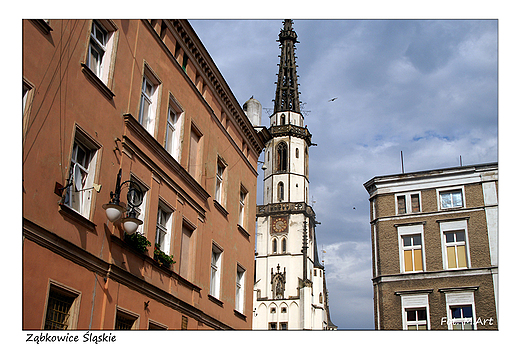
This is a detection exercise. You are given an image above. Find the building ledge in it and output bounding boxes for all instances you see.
[234,310,247,321]
[394,289,434,295]
[208,294,224,307]
[213,200,229,217]
[237,224,250,239]
[58,204,96,231]
[438,286,479,293]
[81,63,115,100]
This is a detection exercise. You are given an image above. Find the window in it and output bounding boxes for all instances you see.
[400,294,430,330]
[295,148,299,158]
[148,320,167,330]
[445,292,475,330]
[114,309,138,330]
[440,220,470,270]
[63,130,100,218]
[180,223,194,279]
[272,238,278,254]
[277,182,284,202]
[235,265,245,313]
[276,142,288,172]
[86,20,117,84]
[138,71,160,135]
[450,306,474,330]
[280,114,286,125]
[402,235,423,272]
[155,203,172,254]
[182,54,189,72]
[269,322,277,330]
[398,224,424,273]
[215,159,226,204]
[44,285,80,330]
[439,189,464,209]
[396,192,421,214]
[281,237,287,253]
[279,322,288,330]
[210,244,222,299]
[181,316,188,330]
[188,126,202,179]
[165,100,182,161]
[444,231,468,269]
[405,308,428,330]
[281,307,287,313]
[239,187,247,227]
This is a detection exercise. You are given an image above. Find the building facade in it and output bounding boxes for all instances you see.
[252,20,335,330]
[23,19,265,330]
[364,163,498,330]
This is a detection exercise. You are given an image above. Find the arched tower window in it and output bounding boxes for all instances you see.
[276,142,288,172]
[281,237,287,253]
[280,114,286,125]
[295,148,299,158]
[272,238,278,254]
[278,182,284,202]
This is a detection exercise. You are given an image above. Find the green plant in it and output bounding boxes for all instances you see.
[124,232,151,254]
[154,245,176,267]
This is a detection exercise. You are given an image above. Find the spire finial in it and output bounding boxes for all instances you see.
[274,19,301,113]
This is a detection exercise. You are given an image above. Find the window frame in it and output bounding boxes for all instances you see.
[235,264,246,313]
[395,191,421,215]
[437,186,465,210]
[128,175,149,235]
[63,127,101,220]
[440,220,471,270]
[138,65,161,136]
[400,294,430,330]
[397,224,425,273]
[43,282,81,330]
[444,292,476,330]
[215,157,227,205]
[165,96,183,161]
[276,141,288,172]
[114,307,139,330]
[155,201,173,254]
[85,20,118,86]
[238,186,248,228]
[209,243,223,299]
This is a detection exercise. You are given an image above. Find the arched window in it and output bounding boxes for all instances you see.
[319,292,323,304]
[272,238,278,254]
[295,148,299,158]
[280,114,286,125]
[278,182,284,202]
[276,142,288,172]
[281,237,287,253]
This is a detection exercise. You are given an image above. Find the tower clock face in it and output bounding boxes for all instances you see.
[272,216,288,233]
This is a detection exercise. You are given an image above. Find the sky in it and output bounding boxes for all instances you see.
[190,18,498,330]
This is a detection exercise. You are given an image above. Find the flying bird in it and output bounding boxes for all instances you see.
[328,97,337,102]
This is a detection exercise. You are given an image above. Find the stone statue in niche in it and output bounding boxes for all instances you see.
[271,264,286,299]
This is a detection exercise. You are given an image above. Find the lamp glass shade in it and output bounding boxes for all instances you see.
[103,203,125,222]
[122,217,142,235]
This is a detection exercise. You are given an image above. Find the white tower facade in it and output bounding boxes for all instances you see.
[253,20,335,330]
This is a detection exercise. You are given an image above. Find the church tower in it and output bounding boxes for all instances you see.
[252,20,335,330]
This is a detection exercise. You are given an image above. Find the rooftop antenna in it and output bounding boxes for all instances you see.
[401,151,405,174]
[460,155,463,167]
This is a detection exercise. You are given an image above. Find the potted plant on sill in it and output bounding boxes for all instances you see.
[124,232,151,254]
[154,245,175,268]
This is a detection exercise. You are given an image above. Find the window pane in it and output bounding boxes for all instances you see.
[407,325,417,330]
[404,250,413,272]
[452,191,462,207]
[417,309,427,321]
[445,232,455,243]
[397,196,406,214]
[447,246,457,268]
[403,236,412,247]
[413,249,422,271]
[451,307,461,319]
[457,245,467,268]
[417,324,427,330]
[407,310,416,321]
[462,306,472,318]
[456,231,465,242]
[411,194,420,212]
[412,234,421,246]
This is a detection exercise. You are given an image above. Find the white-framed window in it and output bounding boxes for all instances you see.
[398,225,424,273]
[235,264,245,313]
[444,292,476,330]
[87,20,117,84]
[215,158,226,205]
[239,187,248,227]
[63,129,100,219]
[438,187,465,210]
[395,192,421,215]
[138,68,160,136]
[440,220,470,269]
[165,98,183,161]
[210,244,223,299]
[400,294,430,330]
[155,202,172,254]
[44,283,81,330]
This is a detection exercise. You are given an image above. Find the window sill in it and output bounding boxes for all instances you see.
[237,224,250,239]
[208,294,224,307]
[81,63,115,100]
[58,204,96,231]
[213,200,229,217]
[234,310,247,321]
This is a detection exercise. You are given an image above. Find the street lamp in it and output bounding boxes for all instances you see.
[102,169,143,235]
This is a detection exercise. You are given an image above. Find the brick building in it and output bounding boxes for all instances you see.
[364,163,498,330]
[23,19,265,330]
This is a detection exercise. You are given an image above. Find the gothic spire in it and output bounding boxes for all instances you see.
[274,19,301,113]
